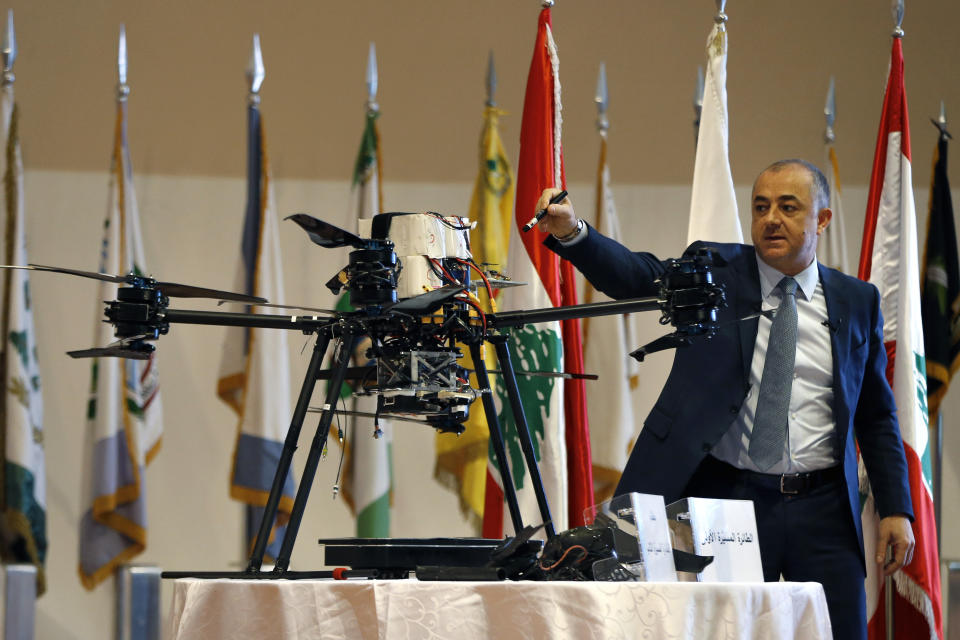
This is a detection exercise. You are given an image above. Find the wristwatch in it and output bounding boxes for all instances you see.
[553,218,584,243]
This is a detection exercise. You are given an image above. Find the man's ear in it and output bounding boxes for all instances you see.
[816,208,833,235]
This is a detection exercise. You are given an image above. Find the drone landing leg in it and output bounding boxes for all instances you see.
[491,335,556,539]
[272,332,357,574]
[468,342,524,535]
[246,331,333,573]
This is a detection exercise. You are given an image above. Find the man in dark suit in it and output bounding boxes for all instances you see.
[535,159,915,640]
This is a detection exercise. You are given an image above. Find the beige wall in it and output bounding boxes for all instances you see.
[6,0,960,185]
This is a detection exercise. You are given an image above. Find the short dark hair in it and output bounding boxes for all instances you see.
[755,159,830,212]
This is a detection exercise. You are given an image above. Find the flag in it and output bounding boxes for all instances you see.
[818,144,850,273]
[337,109,392,537]
[857,36,942,640]
[486,6,588,537]
[216,101,294,559]
[0,80,46,593]
[686,17,742,245]
[920,127,959,421]
[78,96,163,590]
[434,105,513,527]
[583,127,638,504]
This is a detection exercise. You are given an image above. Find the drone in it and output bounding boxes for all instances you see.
[3,210,725,579]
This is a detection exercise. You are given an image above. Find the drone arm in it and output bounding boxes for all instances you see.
[163,309,333,331]
[488,296,660,329]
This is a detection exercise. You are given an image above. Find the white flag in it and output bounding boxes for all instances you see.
[0,83,46,592]
[217,105,293,558]
[79,99,163,589]
[687,20,742,245]
[818,146,850,273]
[584,131,638,503]
[338,109,392,537]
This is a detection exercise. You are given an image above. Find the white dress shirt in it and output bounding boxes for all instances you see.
[711,257,840,473]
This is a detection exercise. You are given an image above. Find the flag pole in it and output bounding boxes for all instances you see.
[1,9,16,87]
[885,5,904,638]
[485,50,496,108]
[931,100,949,557]
[242,32,263,560]
[824,76,836,145]
[117,25,128,101]
[247,33,264,104]
[365,42,382,211]
[595,61,609,137]
[366,42,378,116]
[585,60,608,314]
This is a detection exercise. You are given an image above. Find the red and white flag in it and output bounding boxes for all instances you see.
[483,6,593,536]
[857,36,942,640]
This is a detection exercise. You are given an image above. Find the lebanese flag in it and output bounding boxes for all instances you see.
[857,36,942,640]
[482,6,593,537]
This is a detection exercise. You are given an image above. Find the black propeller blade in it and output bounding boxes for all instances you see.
[13,264,128,283]
[285,214,366,249]
[0,264,266,304]
[156,281,264,303]
[68,337,155,361]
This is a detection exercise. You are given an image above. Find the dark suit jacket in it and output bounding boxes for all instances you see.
[548,228,914,562]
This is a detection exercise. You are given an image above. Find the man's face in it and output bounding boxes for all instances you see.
[750,165,831,275]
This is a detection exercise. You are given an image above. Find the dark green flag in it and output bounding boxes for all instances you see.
[921,126,960,419]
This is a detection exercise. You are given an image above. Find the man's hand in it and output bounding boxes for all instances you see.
[535,188,577,238]
[876,515,915,576]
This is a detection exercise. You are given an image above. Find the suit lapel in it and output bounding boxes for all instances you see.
[819,264,852,440]
[735,248,762,386]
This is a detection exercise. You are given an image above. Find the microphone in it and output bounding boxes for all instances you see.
[821,318,841,333]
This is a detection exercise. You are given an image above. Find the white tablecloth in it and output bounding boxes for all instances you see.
[167,578,832,640]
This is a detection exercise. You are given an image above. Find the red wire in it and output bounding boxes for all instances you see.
[458,296,486,334]
[457,258,494,302]
[429,258,459,285]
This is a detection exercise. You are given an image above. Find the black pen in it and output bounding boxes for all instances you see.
[522,189,568,232]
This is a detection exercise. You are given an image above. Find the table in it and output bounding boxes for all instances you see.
[167,578,832,639]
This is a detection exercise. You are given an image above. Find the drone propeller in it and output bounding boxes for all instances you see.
[0,264,266,304]
[285,214,367,249]
[67,336,155,360]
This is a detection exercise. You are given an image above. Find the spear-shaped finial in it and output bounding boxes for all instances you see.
[931,101,951,140]
[247,33,265,104]
[366,42,379,114]
[485,50,497,108]
[595,62,609,135]
[117,24,129,101]
[824,76,837,144]
[715,0,728,24]
[2,10,16,86]
[693,66,704,147]
[892,0,905,37]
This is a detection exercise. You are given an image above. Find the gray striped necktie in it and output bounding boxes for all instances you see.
[749,276,799,471]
